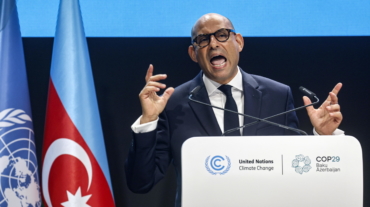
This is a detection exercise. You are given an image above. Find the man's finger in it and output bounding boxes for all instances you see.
[325,82,342,102]
[139,86,161,98]
[328,92,338,105]
[145,64,154,82]
[147,74,168,83]
[329,111,343,121]
[161,87,175,103]
[303,96,315,115]
[146,81,167,89]
[326,104,340,112]
[331,82,343,95]
[320,99,331,111]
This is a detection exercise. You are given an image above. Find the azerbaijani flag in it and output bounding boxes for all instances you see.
[0,0,42,206]
[41,0,115,206]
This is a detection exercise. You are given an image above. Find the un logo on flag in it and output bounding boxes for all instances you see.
[0,109,41,207]
[205,155,231,175]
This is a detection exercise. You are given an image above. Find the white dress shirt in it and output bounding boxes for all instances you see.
[202,68,244,134]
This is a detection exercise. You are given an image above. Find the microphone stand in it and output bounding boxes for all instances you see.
[188,86,313,136]
[222,96,319,136]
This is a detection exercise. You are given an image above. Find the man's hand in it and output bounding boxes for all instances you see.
[139,64,174,124]
[303,83,343,135]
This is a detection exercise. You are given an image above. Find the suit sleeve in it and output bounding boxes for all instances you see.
[125,110,172,193]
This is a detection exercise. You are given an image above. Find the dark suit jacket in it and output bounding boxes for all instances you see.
[125,69,299,206]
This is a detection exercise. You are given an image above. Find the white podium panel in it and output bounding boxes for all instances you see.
[181,136,362,207]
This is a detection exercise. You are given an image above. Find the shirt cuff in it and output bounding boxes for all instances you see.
[313,128,345,136]
[131,115,158,133]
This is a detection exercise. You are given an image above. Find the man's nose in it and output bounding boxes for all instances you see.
[209,35,219,48]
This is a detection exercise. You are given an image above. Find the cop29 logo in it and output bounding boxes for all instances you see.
[205,155,231,175]
[292,154,312,174]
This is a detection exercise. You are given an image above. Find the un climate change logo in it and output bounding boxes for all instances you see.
[205,155,231,175]
[292,154,312,175]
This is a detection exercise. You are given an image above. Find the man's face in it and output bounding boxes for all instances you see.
[188,15,244,84]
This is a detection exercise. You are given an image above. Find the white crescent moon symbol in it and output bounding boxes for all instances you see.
[42,138,93,207]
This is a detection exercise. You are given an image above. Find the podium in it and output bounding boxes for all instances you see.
[181,136,363,207]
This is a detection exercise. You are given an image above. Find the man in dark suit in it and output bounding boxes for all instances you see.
[125,13,343,207]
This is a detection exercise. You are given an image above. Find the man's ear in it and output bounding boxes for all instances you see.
[188,45,198,63]
[235,33,244,52]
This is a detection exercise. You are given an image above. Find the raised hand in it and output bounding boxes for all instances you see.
[303,83,343,135]
[139,64,175,124]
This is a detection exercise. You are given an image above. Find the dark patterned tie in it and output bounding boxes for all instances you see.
[218,85,240,136]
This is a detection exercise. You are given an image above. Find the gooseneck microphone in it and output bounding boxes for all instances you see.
[299,86,317,99]
[222,86,320,135]
[188,86,315,135]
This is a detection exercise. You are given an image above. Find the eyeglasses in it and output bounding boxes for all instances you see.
[192,28,236,48]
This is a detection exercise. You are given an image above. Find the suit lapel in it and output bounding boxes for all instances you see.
[188,72,222,136]
[187,70,262,136]
[241,70,262,136]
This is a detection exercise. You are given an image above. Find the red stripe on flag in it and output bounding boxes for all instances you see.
[42,80,115,207]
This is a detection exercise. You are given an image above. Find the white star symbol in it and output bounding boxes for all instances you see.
[61,187,92,207]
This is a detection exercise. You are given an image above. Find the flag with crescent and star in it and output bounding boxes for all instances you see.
[0,1,42,206]
[41,0,115,206]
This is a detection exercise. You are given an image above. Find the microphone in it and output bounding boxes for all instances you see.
[188,86,310,135]
[299,86,316,99]
[222,86,319,135]
[189,85,201,96]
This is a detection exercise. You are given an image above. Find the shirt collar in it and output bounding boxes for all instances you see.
[203,67,243,96]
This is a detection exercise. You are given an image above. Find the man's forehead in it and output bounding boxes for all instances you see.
[192,14,231,36]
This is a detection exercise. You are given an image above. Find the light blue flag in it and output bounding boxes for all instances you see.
[41,1,114,206]
[0,0,42,206]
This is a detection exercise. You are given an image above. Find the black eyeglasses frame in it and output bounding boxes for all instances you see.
[191,28,236,48]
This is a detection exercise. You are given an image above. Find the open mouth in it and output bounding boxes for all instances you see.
[210,55,227,67]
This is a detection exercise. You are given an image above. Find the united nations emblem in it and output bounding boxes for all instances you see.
[0,108,41,207]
